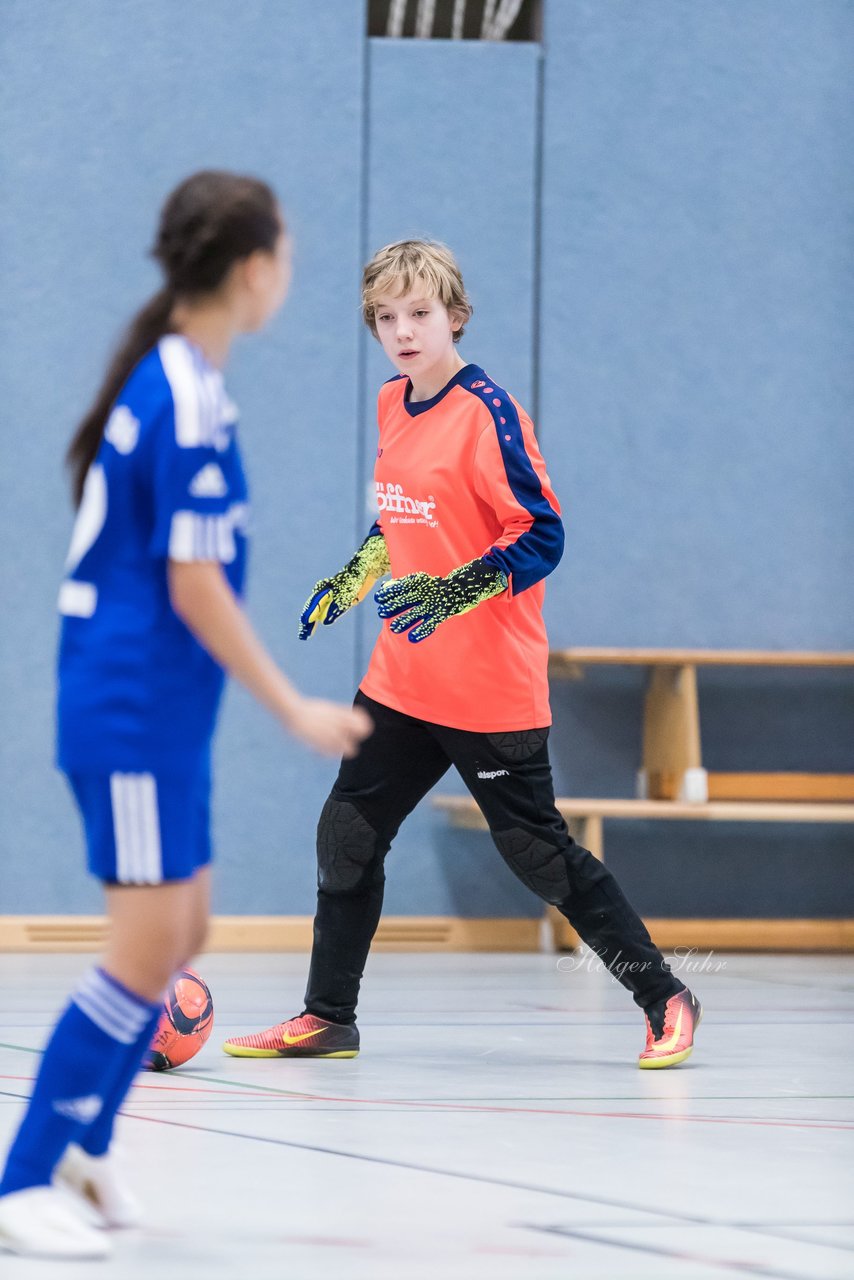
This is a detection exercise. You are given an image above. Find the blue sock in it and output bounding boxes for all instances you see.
[0,967,160,1196]
[79,1005,162,1157]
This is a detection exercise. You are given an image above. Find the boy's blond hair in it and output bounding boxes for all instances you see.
[361,239,473,343]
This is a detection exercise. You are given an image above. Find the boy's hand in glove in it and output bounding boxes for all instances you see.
[299,529,390,640]
[374,558,508,643]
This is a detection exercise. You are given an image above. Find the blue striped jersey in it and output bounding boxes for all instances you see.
[57,335,248,773]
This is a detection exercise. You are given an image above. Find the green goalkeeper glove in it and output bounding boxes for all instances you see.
[299,527,390,640]
[374,558,508,644]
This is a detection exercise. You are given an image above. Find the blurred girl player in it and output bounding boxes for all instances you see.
[0,172,369,1260]
[224,240,701,1071]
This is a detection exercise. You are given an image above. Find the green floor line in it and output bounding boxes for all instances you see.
[2,1041,853,1104]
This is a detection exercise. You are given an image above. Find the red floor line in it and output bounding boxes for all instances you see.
[219,1086,854,1131]
[3,1073,849,1132]
[139,1087,854,1132]
[0,1073,314,1101]
[0,1084,844,1257]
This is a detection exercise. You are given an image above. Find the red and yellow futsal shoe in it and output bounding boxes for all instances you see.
[638,989,702,1069]
[222,1013,359,1059]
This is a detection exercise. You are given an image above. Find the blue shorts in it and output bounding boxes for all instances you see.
[65,757,212,884]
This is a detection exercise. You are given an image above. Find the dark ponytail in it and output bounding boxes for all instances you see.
[67,170,281,506]
[67,288,174,505]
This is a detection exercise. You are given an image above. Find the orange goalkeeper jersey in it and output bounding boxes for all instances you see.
[359,363,564,732]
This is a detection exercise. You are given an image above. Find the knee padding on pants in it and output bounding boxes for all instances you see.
[491,827,571,904]
[486,728,549,764]
[316,797,379,893]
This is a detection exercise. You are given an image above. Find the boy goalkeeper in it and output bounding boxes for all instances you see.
[224,239,701,1069]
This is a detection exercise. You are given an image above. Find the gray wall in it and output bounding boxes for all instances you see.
[539,1,854,916]
[0,0,367,913]
[1,2,851,918]
[540,0,854,648]
[358,38,543,917]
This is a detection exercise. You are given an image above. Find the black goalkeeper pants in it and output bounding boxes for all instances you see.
[304,691,683,1024]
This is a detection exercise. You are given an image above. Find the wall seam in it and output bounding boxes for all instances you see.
[354,18,373,685]
[530,41,546,435]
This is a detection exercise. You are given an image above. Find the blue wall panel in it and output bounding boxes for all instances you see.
[1,5,851,919]
[539,1,854,912]
[359,39,542,917]
[0,1,366,913]
[539,1,854,650]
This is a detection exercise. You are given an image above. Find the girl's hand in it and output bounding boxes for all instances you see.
[286,698,373,758]
[169,562,373,758]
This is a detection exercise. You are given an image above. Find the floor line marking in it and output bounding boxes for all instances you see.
[521,1221,834,1280]
[0,1085,848,1259]
[2,1055,851,1132]
[0,1074,316,1099]
[120,1084,854,1133]
[0,1087,766,1227]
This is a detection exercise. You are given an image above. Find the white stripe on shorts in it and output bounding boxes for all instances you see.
[110,773,164,884]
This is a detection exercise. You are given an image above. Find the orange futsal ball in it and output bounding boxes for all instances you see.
[143,967,214,1071]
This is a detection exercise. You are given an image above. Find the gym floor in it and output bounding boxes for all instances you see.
[1,950,852,1279]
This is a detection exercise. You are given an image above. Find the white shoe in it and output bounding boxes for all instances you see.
[0,1185,111,1258]
[56,1143,144,1229]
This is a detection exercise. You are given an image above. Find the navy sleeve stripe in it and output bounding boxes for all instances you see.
[466,378,564,595]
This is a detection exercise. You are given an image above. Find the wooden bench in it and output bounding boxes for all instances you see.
[435,795,854,858]
[548,648,854,803]
[434,650,854,950]
[434,795,854,951]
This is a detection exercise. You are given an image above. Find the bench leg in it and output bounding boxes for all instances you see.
[543,815,606,952]
[574,814,603,861]
[639,663,707,801]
